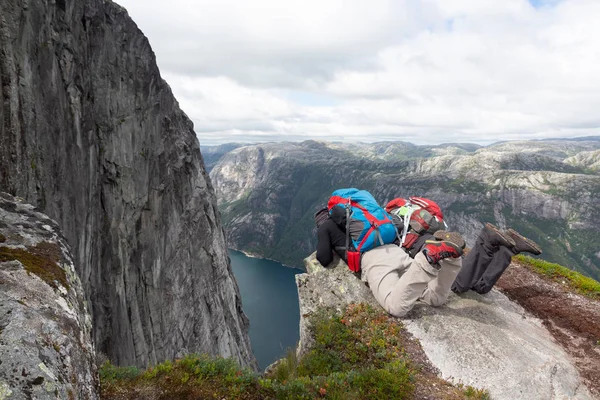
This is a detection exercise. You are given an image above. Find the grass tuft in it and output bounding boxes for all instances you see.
[514,255,600,300]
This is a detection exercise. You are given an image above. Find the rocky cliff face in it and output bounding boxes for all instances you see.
[210,139,600,279]
[201,143,244,173]
[0,0,255,368]
[0,193,98,399]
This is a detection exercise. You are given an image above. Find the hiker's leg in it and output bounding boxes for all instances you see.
[451,235,494,293]
[383,252,439,317]
[471,246,515,294]
[361,245,412,313]
[420,256,462,306]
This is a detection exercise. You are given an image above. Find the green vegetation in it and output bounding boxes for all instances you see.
[101,355,263,399]
[100,304,489,400]
[0,233,6,243]
[0,242,69,290]
[515,255,600,300]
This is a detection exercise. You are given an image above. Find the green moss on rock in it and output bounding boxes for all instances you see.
[0,242,69,290]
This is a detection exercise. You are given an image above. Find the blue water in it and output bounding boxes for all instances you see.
[229,250,304,370]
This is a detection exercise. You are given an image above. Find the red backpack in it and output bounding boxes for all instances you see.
[384,196,446,248]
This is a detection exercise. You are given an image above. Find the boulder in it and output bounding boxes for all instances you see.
[0,193,98,399]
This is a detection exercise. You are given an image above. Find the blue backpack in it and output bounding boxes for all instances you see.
[327,188,398,272]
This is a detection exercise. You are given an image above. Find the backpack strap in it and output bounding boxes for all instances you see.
[345,198,351,254]
[400,203,415,246]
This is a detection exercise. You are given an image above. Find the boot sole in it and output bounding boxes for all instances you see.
[507,229,542,255]
[433,231,466,249]
[485,223,516,247]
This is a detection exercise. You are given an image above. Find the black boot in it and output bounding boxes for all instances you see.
[483,223,516,249]
[506,229,542,255]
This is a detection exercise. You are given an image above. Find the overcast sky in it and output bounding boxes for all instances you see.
[116,0,600,146]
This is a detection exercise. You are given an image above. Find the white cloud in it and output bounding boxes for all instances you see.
[118,0,600,145]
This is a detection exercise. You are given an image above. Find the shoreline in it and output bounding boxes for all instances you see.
[230,248,305,272]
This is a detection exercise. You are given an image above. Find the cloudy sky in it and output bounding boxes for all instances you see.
[117,0,600,145]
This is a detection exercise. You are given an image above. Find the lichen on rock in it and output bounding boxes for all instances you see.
[0,193,98,399]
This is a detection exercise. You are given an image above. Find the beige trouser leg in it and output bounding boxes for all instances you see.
[361,245,462,317]
[420,256,463,306]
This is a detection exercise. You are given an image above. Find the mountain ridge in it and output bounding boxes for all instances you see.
[208,138,600,280]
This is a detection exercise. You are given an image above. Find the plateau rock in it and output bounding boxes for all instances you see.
[298,252,593,400]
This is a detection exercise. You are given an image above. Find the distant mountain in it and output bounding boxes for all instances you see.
[201,143,245,172]
[209,139,600,280]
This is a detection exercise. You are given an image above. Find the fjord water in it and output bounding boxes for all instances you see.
[229,250,304,370]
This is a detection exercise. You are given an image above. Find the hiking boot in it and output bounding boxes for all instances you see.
[506,229,542,255]
[483,223,516,248]
[422,239,464,267]
[433,230,466,250]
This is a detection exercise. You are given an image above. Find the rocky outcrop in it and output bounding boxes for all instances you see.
[298,252,593,400]
[0,193,98,399]
[297,253,378,356]
[210,140,600,280]
[0,0,255,368]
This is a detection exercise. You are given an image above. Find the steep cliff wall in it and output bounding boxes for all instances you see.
[0,193,98,399]
[0,0,255,368]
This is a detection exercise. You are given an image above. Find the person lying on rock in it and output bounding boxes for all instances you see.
[314,206,465,318]
[384,198,542,295]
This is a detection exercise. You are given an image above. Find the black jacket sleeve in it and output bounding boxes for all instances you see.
[316,223,334,267]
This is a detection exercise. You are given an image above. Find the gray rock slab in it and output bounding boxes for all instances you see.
[299,252,592,400]
[403,291,592,400]
[0,193,98,399]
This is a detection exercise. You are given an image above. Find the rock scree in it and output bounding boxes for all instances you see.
[298,252,593,400]
[0,0,255,369]
[0,193,98,399]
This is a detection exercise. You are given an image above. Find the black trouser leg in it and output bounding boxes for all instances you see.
[451,234,495,293]
[471,246,516,294]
